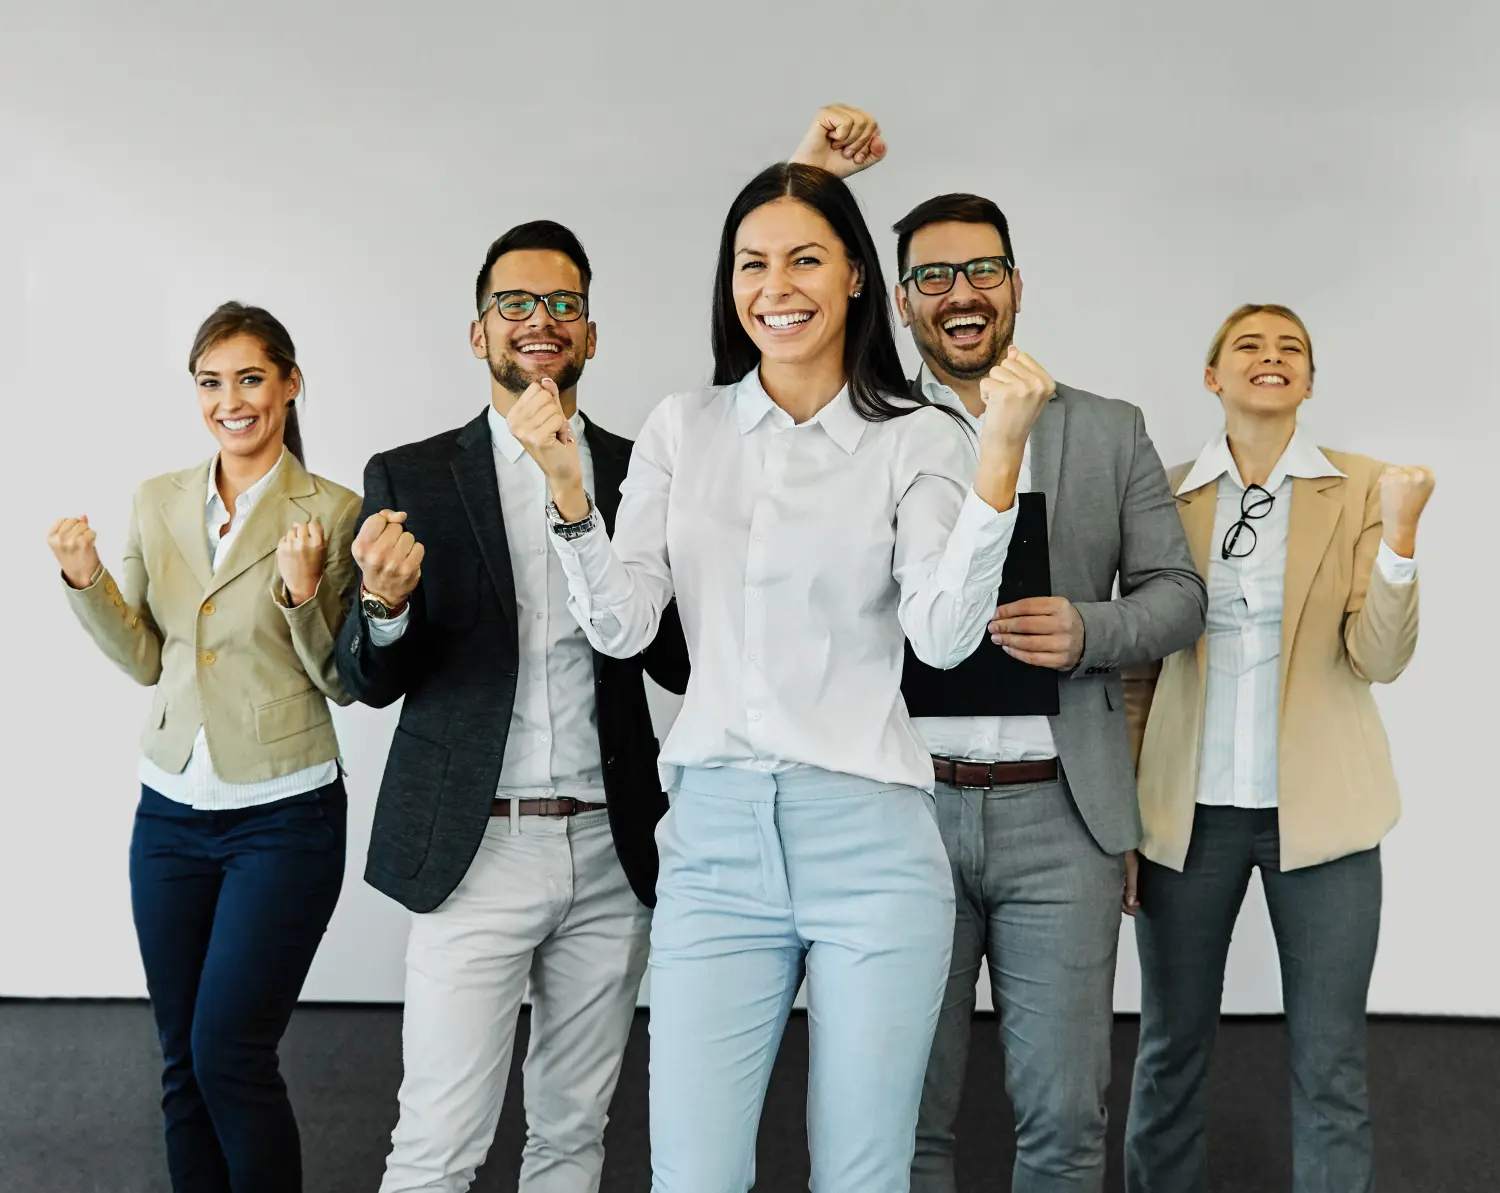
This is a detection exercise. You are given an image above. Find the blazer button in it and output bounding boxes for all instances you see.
[202,601,216,616]
[202,650,217,666]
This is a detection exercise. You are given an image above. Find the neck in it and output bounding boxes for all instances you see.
[491,378,579,420]
[759,350,847,424]
[1223,409,1297,487]
[923,356,986,418]
[215,444,282,510]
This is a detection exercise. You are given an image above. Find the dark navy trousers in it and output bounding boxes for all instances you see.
[129,780,346,1192]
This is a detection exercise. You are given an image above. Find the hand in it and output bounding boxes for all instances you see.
[1122,850,1141,917]
[506,378,587,516]
[788,104,886,178]
[1377,464,1434,558]
[988,596,1085,670]
[277,520,327,607]
[352,509,424,609]
[48,515,102,590]
[972,346,1055,512]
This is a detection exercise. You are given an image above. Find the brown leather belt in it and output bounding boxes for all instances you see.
[932,756,1059,789]
[490,797,608,817]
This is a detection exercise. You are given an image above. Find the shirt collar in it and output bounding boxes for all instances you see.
[488,401,586,464]
[734,367,867,455]
[1177,426,1346,495]
[206,450,285,517]
[917,362,981,433]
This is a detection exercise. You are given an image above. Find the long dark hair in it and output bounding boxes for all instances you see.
[711,163,953,425]
[187,302,305,463]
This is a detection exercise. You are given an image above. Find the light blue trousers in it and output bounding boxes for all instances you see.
[648,765,956,1193]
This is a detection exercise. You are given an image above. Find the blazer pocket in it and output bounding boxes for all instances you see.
[1103,673,1125,711]
[254,689,333,743]
[368,728,450,880]
[148,687,168,730]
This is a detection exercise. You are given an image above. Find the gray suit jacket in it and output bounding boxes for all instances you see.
[956,379,1206,854]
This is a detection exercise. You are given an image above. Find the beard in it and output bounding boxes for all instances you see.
[489,351,585,397]
[911,299,1015,381]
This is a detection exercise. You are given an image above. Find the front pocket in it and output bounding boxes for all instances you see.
[368,728,451,880]
[254,689,333,743]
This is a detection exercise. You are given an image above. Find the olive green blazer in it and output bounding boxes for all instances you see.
[64,453,362,782]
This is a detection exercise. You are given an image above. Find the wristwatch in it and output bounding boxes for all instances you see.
[360,586,407,620]
[546,493,598,541]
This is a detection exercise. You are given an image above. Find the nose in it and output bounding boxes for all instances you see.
[761,262,794,299]
[524,302,560,332]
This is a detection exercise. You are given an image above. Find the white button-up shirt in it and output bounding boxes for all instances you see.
[140,452,342,810]
[1181,429,1417,809]
[911,365,1059,763]
[550,369,1017,793]
[370,405,604,799]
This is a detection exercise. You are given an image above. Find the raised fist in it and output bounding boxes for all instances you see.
[277,520,327,607]
[1377,464,1435,557]
[788,104,886,178]
[48,515,102,590]
[352,509,424,609]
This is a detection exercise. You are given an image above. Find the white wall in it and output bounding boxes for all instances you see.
[2,0,1495,1014]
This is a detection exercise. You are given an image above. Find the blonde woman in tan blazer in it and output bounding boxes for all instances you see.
[1121,304,1434,1193]
[46,302,361,1193]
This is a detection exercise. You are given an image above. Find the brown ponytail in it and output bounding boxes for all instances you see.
[188,302,307,464]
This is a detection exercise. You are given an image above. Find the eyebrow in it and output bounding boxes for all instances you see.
[195,366,267,377]
[733,241,830,258]
[1232,333,1305,346]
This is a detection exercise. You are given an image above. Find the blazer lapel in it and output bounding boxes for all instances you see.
[1176,479,1219,682]
[1029,392,1065,534]
[160,463,215,591]
[451,410,517,623]
[1279,475,1343,700]
[206,454,313,597]
[582,414,626,535]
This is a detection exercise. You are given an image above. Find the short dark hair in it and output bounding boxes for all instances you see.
[474,220,593,314]
[892,193,1014,276]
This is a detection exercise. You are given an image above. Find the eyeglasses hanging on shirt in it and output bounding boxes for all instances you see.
[1221,484,1275,559]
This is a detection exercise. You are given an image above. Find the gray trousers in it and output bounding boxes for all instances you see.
[912,778,1126,1193]
[1125,805,1382,1193]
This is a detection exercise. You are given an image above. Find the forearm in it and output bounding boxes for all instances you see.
[63,567,163,685]
[1344,563,1419,683]
[1073,569,1208,675]
[552,522,670,659]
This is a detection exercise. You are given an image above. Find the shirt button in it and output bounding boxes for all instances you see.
[201,651,216,666]
[201,601,216,616]
[747,651,758,661]
[535,612,545,620]
[747,589,758,600]
[749,711,761,721]
[539,734,550,742]
[753,533,764,543]
[536,546,546,555]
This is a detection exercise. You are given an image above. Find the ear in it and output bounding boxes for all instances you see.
[1203,365,1221,395]
[585,320,598,361]
[850,261,866,297]
[1012,268,1024,315]
[893,281,911,328]
[470,319,488,360]
[286,366,303,402]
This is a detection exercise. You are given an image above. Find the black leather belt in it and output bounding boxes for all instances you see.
[490,797,607,817]
[932,756,1059,789]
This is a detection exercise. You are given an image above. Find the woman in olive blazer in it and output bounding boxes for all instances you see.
[47,302,361,1193]
[1122,304,1434,1193]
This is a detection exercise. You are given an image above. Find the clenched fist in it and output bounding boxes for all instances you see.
[506,378,587,517]
[352,509,424,610]
[48,515,102,590]
[277,520,327,607]
[973,346,1055,512]
[789,104,886,178]
[1377,464,1435,558]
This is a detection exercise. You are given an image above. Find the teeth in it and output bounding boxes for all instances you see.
[520,344,561,354]
[762,312,812,329]
[943,314,987,331]
[1253,375,1287,385]
[221,418,256,430]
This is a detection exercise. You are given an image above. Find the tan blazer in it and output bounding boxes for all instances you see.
[1125,449,1419,872]
[65,454,362,783]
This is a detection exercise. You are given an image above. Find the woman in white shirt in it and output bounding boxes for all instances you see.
[47,303,361,1193]
[1123,304,1435,1193]
[507,162,1051,1192]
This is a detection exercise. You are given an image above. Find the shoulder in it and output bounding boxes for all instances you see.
[303,471,361,515]
[640,385,738,445]
[1321,448,1384,486]
[1054,381,1145,430]
[368,423,471,472]
[1165,460,1196,492]
[132,461,206,509]
[581,414,633,456]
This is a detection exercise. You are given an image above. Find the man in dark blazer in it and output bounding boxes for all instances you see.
[793,110,1208,1193]
[336,221,688,1193]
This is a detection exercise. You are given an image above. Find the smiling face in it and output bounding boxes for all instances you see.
[895,220,1021,383]
[1205,310,1313,419]
[731,196,861,373]
[471,248,596,397]
[194,333,298,462]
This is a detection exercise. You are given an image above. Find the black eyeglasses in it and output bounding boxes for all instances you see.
[899,255,1014,296]
[1221,484,1275,559]
[479,289,588,322]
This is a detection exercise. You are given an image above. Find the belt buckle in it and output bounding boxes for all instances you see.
[555,797,578,816]
[952,757,996,790]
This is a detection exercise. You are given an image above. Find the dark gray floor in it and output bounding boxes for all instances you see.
[2,1001,1495,1191]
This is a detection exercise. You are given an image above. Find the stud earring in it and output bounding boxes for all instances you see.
[852,290,862,298]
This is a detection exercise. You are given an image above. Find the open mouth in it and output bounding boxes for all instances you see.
[218,416,258,435]
[940,311,990,347]
[757,311,814,334]
[517,340,565,359]
[1251,373,1289,387]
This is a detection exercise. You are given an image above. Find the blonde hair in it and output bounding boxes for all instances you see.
[1206,303,1315,376]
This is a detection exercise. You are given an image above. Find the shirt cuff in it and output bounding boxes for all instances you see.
[366,604,410,645]
[549,520,612,622]
[1376,540,1417,585]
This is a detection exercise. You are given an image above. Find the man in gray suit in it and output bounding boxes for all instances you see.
[794,109,1208,1193]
